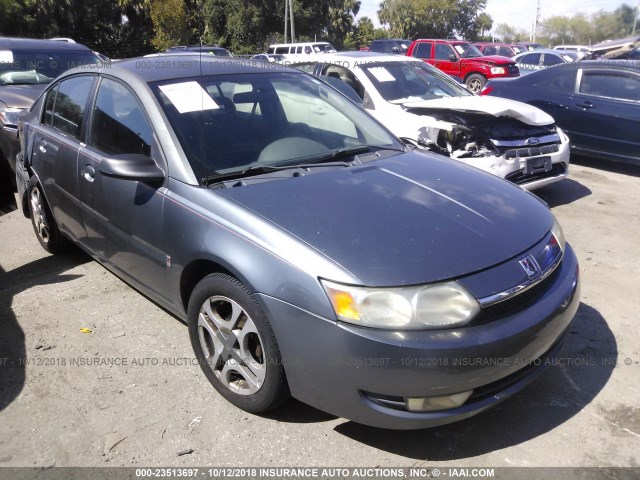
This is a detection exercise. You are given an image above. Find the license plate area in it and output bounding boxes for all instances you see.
[524,156,552,175]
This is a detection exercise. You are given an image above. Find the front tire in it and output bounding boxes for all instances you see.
[188,273,290,413]
[466,73,487,93]
[28,177,69,254]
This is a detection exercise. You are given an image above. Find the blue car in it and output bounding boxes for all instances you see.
[16,56,580,429]
[482,60,640,165]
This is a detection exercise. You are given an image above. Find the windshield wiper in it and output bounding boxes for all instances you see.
[299,145,405,166]
[202,161,351,186]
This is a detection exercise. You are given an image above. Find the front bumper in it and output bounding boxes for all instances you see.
[260,245,580,429]
[458,133,571,191]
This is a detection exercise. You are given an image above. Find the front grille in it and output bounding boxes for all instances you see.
[504,144,560,159]
[505,162,567,185]
[472,266,561,326]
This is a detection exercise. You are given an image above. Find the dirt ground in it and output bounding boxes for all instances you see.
[0,156,639,470]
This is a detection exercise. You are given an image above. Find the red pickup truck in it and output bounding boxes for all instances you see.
[406,39,519,93]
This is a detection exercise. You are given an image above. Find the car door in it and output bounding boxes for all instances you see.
[78,76,168,296]
[569,67,640,160]
[30,75,96,243]
[434,43,459,76]
[528,65,577,127]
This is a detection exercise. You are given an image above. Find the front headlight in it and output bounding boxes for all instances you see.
[490,66,506,75]
[321,279,480,330]
[0,106,23,127]
[551,215,566,254]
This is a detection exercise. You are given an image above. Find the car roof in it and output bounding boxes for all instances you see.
[167,45,229,52]
[414,39,469,44]
[0,36,93,52]
[63,54,303,83]
[474,42,516,46]
[293,51,423,64]
[510,59,640,83]
[514,49,566,57]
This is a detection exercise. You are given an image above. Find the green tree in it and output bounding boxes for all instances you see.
[150,0,190,51]
[476,11,493,40]
[494,22,527,43]
[355,16,375,48]
[378,0,490,40]
[326,0,361,48]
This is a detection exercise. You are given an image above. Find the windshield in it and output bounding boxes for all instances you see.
[360,61,471,104]
[453,43,483,58]
[0,50,100,85]
[151,71,399,182]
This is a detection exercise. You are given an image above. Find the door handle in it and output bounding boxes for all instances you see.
[576,101,594,109]
[84,164,96,182]
[39,138,47,153]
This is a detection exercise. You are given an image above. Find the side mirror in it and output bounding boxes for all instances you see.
[449,54,458,62]
[391,46,399,53]
[99,153,165,183]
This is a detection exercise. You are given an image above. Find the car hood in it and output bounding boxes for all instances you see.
[401,95,554,126]
[0,84,46,109]
[218,152,552,287]
[463,55,515,65]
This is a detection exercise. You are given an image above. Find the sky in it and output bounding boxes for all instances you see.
[356,0,634,34]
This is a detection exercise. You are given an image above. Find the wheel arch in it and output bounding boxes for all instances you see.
[179,257,256,315]
[463,71,487,82]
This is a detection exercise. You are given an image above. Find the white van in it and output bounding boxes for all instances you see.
[267,42,336,58]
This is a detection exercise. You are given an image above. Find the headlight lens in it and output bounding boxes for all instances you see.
[551,215,566,253]
[0,106,23,127]
[490,66,506,75]
[321,279,480,330]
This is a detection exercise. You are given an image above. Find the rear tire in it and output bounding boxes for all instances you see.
[188,273,290,413]
[466,73,486,93]
[28,177,70,254]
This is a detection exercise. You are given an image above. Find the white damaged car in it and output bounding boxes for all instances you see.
[290,52,570,190]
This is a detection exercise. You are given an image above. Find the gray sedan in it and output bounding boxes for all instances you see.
[16,56,580,429]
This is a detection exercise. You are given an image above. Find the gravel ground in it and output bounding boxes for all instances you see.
[0,156,638,470]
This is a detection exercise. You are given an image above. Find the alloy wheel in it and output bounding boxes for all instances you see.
[197,295,266,395]
[30,187,50,244]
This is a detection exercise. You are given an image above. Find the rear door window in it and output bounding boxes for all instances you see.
[50,76,94,140]
[579,70,640,101]
[542,54,563,66]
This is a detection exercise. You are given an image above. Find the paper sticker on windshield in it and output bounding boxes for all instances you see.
[0,50,14,63]
[159,81,219,114]
[454,45,465,55]
[369,67,396,82]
